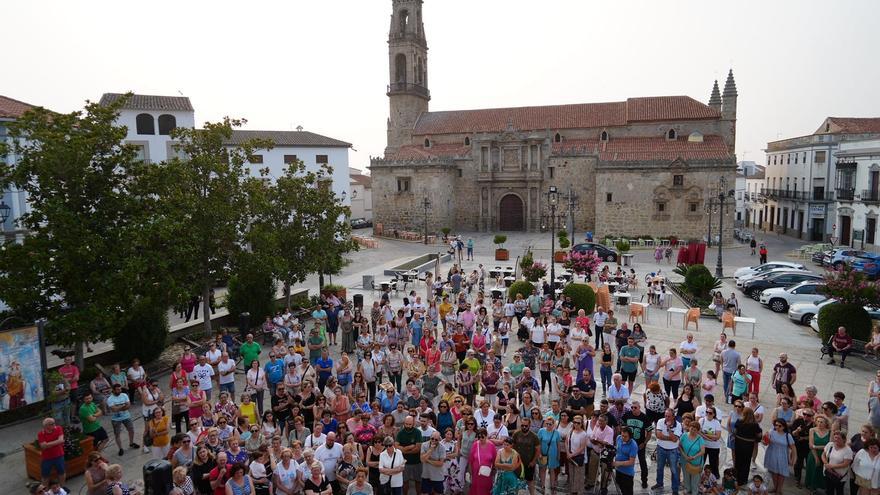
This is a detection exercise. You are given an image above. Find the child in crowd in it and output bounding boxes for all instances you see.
[721,468,738,495]
[747,475,768,495]
[698,464,719,494]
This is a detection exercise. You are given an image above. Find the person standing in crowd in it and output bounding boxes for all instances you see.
[759,243,768,264]
[106,383,138,457]
[721,340,741,404]
[37,418,66,487]
[652,408,681,494]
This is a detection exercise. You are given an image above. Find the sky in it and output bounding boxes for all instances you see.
[5,0,880,170]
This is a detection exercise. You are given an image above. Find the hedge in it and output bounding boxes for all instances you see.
[113,299,169,364]
[562,283,596,314]
[227,261,277,323]
[507,281,535,301]
[818,303,872,343]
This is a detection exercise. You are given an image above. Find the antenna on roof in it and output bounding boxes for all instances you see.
[177,90,184,96]
[296,125,304,132]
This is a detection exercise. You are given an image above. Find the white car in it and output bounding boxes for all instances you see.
[733,261,807,280]
[760,281,826,313]
[791,298,836,326]
[735,268,810,288]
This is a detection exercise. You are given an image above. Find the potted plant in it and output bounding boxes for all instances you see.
[522,261,548,282]
[563,249,601,279]
[615,240,630,265]
[494,235,509,261]
[440,227,451,241]
[25,425,94,480]
[555,231,570,263]
[320,283,347,302]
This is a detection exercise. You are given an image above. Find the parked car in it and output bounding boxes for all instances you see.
[741,271,823,300]
[736,266,811,288]
[851,256,880,279]
[572,242,618,263]
[808,304,880,332]
[350,218,372,229]
[790,297,836,326]
[733,261,806,280]
[822,248,879,269]
[760,281,826,313]
[811,250,830,265]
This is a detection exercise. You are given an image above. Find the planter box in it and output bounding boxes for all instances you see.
[24,436,95,480]
[554,250,568,263]
[495,249,509,261]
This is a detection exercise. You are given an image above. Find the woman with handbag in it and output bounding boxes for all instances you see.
[567,416,589,495]
[680,421,706,494]
[764,419,796,494]
[822,430,854,495]
[246,360,268,417]
[468,429,497,495]
[378,436,405,495]
[537,417,561,492]
[492,437,527,495]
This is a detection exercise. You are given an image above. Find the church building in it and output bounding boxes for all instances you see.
[370,0,738,240]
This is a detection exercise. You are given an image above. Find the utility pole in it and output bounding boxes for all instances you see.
[715,175,730,278]
[422,197,431,245]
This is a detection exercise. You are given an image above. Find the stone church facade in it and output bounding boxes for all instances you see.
[370,0,737,240]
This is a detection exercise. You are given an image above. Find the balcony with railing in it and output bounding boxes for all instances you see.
[387,82,431,99]
[836,188,855,201]
[862,189,880,203]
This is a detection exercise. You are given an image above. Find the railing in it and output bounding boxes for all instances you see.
[836,188,855,201]
[862,190,880,203]
[387,82,431,99]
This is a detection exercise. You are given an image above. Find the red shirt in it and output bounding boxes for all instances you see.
[37,426,65,460]
[59,363,79,390]
[209,463,232,495]
[832,332,853,350]
[453,333,469,354]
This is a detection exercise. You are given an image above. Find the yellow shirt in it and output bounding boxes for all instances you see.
[149,416,171,446]
[240,402,258,426]
[439,302,452,320]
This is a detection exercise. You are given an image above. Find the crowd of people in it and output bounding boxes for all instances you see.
[32,261,880,495]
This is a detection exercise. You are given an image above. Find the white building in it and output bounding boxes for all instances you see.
[743,167,765,230]
[349,168,373,221]
[737,161,764,228]
[228,130,352,205]
[99,93,196,163]
[762,117,880,241]
[0,95,39,243]
[832,138,880,250]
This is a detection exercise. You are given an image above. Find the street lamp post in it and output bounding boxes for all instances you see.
[547,186,559,299]
[422,197,431,245]
[714,176,732,278]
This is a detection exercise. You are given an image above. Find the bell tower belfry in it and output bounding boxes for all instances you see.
[386,0,430,154]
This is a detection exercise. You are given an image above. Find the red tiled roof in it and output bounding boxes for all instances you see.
[817,117,880,135]
[350,173,372,188]
[0,95,39,120]
[412,96,719,135]
[385,143,472,160]
[553,135,731,162]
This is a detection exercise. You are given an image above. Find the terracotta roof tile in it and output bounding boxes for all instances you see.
[350,173,372,188]
[99,93,194,112]
[385,143,471,160]
[0,95,39,120]
[411,96,719,135]
[818,117,880,135]
[553,135,730,162]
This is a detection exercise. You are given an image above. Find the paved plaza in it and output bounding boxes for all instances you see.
[1,230,874,494]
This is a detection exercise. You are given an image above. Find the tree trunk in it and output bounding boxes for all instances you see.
[284,282,291,308]
[202,282,213,335]
[74,341,85,371]
[318,271,325,290]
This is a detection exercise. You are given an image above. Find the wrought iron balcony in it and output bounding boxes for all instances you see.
[836,188,855,201]
[862,189,880,203]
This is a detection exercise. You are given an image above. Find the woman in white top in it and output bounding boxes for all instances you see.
[530,318,547,347]
[246,360,268,417]
[378,438,405,491]
[567,416,589,495]
[642,345,662,385]
[274,448,300,495]
[851,437,880,493]
[746,347,763,395]
[712,333,729,376]
[822,430,854,494]
[546,317,563,350]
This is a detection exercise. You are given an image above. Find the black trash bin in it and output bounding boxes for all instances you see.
[143,459,172,495]
[238,312,250,339]
[353,293,364,310]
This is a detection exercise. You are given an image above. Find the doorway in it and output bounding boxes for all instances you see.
[498,194,524,231]
[840,215,852,246]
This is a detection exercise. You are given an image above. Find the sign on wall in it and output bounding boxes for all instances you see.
[0,325,45,412]
[809,205,825,218]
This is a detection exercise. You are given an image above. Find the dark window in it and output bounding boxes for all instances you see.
[464,137,470,146]
[395,53,407,83]
[424,138,430,148]
[667,129,676,140]
[397,177,411,192]
[794,154,798,164]
[606,192,612,202]
[549,167,554,179]
[689,203,698,212]
[283,154,298,164]
[157,114,176,135]
[458,169,463,178]
[657,202,666,212]
[316,155,328,164]
[554,133,561,143]
[815,151,826,163]
[250,154,264,164]
[135,113,155,135]
[673,175,684,186]
[600,130,608,142]
[399,9,409,33]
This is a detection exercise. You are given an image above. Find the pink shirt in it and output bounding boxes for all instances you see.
[180,354,197,374]
[588,424,614,453]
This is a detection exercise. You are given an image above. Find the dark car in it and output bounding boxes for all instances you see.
[572,242,618,263]
[350,218,372,229]
[741,271,823,300]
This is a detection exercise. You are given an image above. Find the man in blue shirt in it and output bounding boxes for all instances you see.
[315,348,334,392]
[106,383,137,457]
[264,353,286,396]
[613,427,639,495]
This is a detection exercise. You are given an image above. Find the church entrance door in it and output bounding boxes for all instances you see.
[499,194,524,231]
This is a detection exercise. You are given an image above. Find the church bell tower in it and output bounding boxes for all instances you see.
[386,0,430,155]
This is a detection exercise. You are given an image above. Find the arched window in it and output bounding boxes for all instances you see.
[424,138,430,148]
[157,114,176,135]
[600,130,609,142]
[416,58,424,84]
[135,113,155,135]
[464,137,470,146]
[399,9,409,34]
[667,129,677,140]
[395,54,407,83]
[554,133,561,143]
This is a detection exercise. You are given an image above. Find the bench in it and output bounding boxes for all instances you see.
[820,338,872,361]
[733,316,757,338]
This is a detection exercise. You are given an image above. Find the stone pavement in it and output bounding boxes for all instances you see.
[0,230,858,494]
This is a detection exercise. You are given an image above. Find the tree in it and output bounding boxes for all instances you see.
[138,118,271,334]
[823,265,880,306]
[0,97,166,358]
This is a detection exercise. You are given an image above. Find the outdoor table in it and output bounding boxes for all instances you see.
[666,307,688,327]
[489,269,501,279]
[491,287,505,300]
[560,272,574,282]
[615,292,631,306]
[734,316,758,338]
[503,276,516,288]
[607,282,619,292]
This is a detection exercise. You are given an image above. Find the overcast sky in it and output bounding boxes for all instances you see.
[6,0,879,170]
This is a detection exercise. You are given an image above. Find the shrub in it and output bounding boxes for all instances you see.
[558,236,571,249]
[683,264,721,300]
[818,303,872,342]
[562,283,596,313]
[519,251,535,272]
[113,299,169,364]
[226,261,277,323]
[507,281,535,301]
[441,227,451,238]
[615,241,630,253]
[493,235,508,248]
